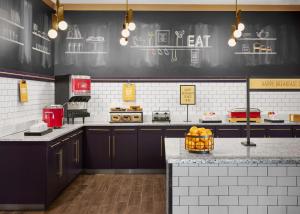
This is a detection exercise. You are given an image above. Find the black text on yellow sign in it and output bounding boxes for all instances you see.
[180,85,196,105]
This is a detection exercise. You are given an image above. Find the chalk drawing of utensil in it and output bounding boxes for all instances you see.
[175,30,185,46]
[148,32,155,46]
[158,49,163,55]
[163,48,169,55]
[256,29,270,39]
[171,50,177,62]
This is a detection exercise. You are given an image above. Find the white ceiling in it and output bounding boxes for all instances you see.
[57,0,300,5]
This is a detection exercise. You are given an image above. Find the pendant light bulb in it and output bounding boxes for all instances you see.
[228,38,236,47]
[238,22,245,32]
[121,28,130,38]
[120,37,128,46]
[58,20,68,31]
[48,29,58,39]
[128,22,136,31]
[233,29,242,38]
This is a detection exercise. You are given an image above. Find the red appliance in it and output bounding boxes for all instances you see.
[43,105,64,128]
[70,75,91,98]
[229,108,261,118]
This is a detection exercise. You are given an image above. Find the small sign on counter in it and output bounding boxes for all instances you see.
[180,85,196,105]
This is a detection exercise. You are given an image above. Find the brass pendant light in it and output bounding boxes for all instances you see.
[228,0,245,47]
[48,0,68,39]
[120,0,136,46]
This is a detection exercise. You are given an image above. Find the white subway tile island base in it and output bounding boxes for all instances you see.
[165,138,300,214]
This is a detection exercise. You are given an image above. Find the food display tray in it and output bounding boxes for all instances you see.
[24,129,53,136]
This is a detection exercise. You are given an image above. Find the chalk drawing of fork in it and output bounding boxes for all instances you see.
[175,30,185,46]
[171,50,177,62]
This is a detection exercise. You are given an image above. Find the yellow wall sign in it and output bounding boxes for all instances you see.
[122,83,136,101]
[180,85,196,105]
[19,80,28,103]
[250,78,300,90]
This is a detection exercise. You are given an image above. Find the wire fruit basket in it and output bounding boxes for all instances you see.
[185,134,214,153]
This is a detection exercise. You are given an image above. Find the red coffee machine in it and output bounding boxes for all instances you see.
[43,105,64,128]
[55,75,91,124]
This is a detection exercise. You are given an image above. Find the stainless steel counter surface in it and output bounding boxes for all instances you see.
[165,138,300,165]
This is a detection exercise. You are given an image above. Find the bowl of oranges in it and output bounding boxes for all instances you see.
[185,126,214,153]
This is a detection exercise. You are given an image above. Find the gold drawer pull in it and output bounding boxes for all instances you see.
[244,129,265,131]
[50,141,62,148]
[88,128,110,132]
[140,129,162,131]
[166,129,186,131]
[61,137,70,142]
[218,129,240,131]
[114,129,136,131]
[269,129,291,131]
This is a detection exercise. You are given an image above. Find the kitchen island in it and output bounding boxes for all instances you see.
[165,138,300,214]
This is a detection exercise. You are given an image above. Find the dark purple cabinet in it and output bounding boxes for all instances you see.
[215,126,242,138]
[241,126,266,138]
[84,127,111,169]
[164,127,188,138]
[266,126,293,138]
[138,128,164,169]
[112,128,138,169]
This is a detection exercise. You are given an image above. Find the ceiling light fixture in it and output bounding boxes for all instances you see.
[48,0,68,39]
[228,0,245,47]
[120,0,136,46]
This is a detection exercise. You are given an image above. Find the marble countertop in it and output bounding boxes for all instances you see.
[165,138,300,164]
[0,120,299,142]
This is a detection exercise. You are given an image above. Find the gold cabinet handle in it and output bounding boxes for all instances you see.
[113,136,115,159]
[62,137,70,142]
[165,129,186,131]
[140,129,162,131]
[243,129,265,131]
[88,128,110,132]
[218,129,240,131]
[50,141,62,148]
[269,129,291,131]
[114,129,136,132]
[160,136,163,157]
[108,136,111,158]
[77,140,80,164]
[73,141,78,163]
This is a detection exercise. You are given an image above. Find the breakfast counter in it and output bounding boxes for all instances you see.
[1,121,300,142]
[165,138,300,214]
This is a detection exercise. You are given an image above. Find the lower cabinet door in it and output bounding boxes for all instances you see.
[267,126,293,138]
[242,126,266,138]
[47,141,65,205]
[138,128,165,169]
[84,128,112,169]
[216,126,242,138]
[164,127,188,138]
[112,128,138,169]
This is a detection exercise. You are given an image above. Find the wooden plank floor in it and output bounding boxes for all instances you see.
[0,174,166,214]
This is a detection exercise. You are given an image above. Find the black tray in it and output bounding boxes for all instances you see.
[199,120,222,123]
[24,129,53,136]
[264,119,285,123]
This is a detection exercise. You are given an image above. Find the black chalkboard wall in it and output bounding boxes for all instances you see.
[0,0,53,76]
[53,11,300,79]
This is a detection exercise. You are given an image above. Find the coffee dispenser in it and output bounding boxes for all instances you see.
[55,75,91,124]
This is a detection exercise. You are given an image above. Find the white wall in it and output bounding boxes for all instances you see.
[0,77,54,137]
[88,82,300,122]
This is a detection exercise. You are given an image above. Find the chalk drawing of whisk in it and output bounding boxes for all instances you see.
[175,30,185,46]
[148,32,155,46]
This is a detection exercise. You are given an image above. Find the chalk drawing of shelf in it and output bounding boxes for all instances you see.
[131,46,212,50]
[32,47,51,55]
[0,16,24,29]
[0,35,24,46]
[32,32,50,42]
[238,38,277,41]
[65,51,108,54]
[66,37,84,40]
[234,52,277,55]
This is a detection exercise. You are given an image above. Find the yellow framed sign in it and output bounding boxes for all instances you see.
[180,85,196,105]
[122,83,136,101]
[19,80,28,103]
[250,78,300,90]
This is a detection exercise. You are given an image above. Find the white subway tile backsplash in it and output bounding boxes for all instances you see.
[268,206,286,214]
[278,196,298,205]
[287,206,300,214]
[86,82,300,122]
[0,77,54,137]
[209,206,228,214]
[199,196,218,205]
[277,177,297,187]
[248,206,267,214]
[229,206,247,214]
